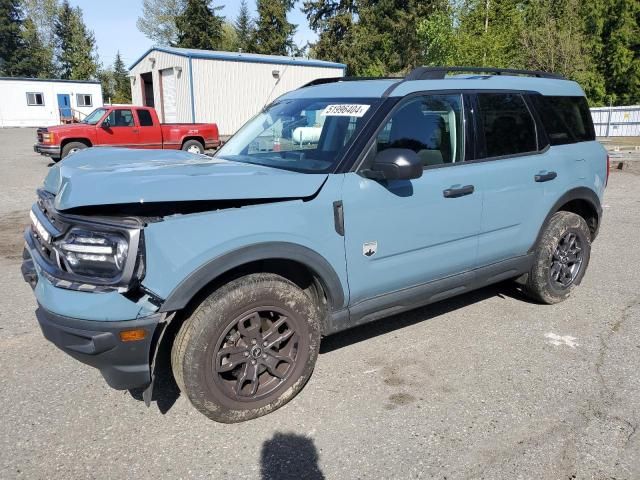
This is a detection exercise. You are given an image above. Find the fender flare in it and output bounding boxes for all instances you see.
[529,186,602,253]
[157,242,346,313]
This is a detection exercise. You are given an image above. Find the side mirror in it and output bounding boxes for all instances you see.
[101,119,110,128]
[363,148,423,181]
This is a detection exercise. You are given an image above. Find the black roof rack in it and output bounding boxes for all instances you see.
[405,66,565,81]
[300,76,401,89]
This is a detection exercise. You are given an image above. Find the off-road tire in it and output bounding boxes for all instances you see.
[524,211,591,304]
[171,273,321,423]
[181,139,205,154]
[61,141,88,159]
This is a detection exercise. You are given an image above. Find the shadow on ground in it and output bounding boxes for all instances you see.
[260,432,324,480]
[130,280,531,414]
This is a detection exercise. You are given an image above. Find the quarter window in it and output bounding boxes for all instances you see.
[105,109,134,127]
[76,94,92,107]
[375,94,464,167]
[531,95,595,145]
[137,109,154,126]
[477,93,537,157]
[26,92,44,106]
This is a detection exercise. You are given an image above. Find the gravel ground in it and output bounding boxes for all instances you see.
[0,128,639,480]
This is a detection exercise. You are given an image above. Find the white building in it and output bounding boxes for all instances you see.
[129,47,346,136]
[0,77,103,127]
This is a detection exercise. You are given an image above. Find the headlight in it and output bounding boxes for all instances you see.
[56,229,130,279]
[42,132,54,143]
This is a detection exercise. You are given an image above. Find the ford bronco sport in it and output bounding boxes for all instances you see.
[22,67,608,423]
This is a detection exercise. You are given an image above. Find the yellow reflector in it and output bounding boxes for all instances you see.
[119,329,146,342]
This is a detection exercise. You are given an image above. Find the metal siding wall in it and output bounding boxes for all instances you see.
[591,105,640,137]
[130,51,191,122]
[0,80,102,127]
[191,59,343,135]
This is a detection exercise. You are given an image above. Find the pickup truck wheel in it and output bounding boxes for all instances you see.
[171,273,321,423]
[182,139,204,154]
[61,141,87,158]
[523,211,591,304]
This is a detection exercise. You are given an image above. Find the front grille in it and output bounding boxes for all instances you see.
[36,128,46,143]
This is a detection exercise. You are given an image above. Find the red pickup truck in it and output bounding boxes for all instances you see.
[34,106,220,161]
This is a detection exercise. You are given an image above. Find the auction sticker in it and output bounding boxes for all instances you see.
[321,104,370,117]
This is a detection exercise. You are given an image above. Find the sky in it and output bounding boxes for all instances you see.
[67,0,318,69]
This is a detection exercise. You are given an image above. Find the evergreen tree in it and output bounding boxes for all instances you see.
[303,0,358,69]
[138,0,186,46]
[16,17,57,78]
[176,0,224,50]
[0,0,24,76]
[112,51,131,103]
[54,1,100,80]
[234,0,255,52]
[253,0,296,56]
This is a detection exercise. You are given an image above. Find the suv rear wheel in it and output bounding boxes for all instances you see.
[171,273,321,423]
[524,211,592,304]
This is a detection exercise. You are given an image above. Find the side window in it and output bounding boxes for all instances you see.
[76,94,92,107]
[27,92,44,106]
[105,109,134,127]
[376,94,464,167]
[478,93,537,157]
[137,109,154,127]
[531,95,595,145]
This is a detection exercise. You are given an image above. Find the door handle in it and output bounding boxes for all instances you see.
[443,185,474,198]
[534,171,557,182]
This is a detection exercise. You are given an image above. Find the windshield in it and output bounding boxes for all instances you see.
[82,108,108,125]
[216,97,379,173]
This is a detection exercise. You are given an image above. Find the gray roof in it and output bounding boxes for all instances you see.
[129,46,347,71]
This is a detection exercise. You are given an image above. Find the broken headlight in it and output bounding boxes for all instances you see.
[56,229,130,279]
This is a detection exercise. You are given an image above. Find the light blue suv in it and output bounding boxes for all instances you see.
[22,67,608,422]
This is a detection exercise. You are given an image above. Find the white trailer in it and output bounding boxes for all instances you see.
[129,47,346,137]
[0,77,103,128]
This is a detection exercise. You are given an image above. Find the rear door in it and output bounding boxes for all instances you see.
[135,108,162,149]
[96,108,139,147]
[472,92,553,266]
[161,68,177,123]
[342,93,482,307]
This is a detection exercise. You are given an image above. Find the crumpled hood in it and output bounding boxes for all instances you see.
[44,148,328,211]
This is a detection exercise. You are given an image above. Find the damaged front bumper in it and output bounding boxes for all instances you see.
[22,243,162,391]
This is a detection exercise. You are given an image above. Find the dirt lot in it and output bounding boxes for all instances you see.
[1,128,639,479]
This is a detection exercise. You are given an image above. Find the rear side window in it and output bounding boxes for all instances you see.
[137,109,154,127]
[531,96,595,145]
[477,93,537,157]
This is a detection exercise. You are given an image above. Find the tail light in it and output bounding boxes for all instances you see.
[606,154,610,187]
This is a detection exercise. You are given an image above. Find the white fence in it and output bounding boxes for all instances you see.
[590,105,640,137]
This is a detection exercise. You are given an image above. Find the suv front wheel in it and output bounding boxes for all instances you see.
[524,211,592,304]
[171,273,321,423]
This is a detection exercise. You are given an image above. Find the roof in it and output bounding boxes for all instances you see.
[129,47,347,71]
[0,77,101,85]
[281,75,585,100]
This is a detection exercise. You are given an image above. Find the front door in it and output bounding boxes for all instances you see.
[161,68,177,123]
[96,108,139,147]
[57,94,71,121]
[342,94,482,307]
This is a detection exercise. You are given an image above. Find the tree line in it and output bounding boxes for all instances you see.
[0,0,130,102]
[1,0,638,106]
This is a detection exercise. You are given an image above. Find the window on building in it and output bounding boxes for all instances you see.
[531,95,595,145]
[137,109,154,127]
[76,94,92,107]
[477,93,537,157]
[26,92,44,106]
[375,94,464,167]
[105,109,134,127]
